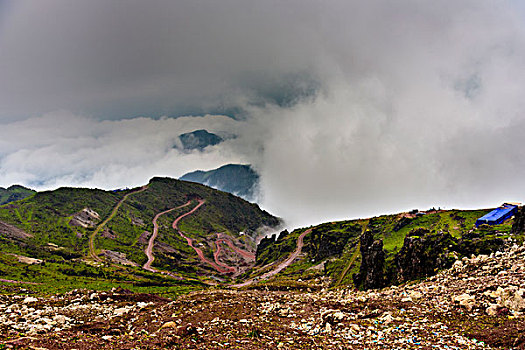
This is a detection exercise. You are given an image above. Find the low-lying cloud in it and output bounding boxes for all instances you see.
[0,111,245,190]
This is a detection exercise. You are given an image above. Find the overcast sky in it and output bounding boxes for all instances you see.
[1,0,525,228]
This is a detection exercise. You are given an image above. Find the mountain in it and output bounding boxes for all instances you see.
[251,206,524,290]
[180,164,259,202]
[0,185,36,205]
[2,196,525,349]
[0,177,279,293]
[178,129,223,151]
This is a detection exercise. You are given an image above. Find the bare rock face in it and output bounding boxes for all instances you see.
[0,219,31,239]
[354,225,511,291]
[512,206,525,234]
[353,230,386,290]
[69,208,100,228]
[395,231,456,284]
[100,250,138,266]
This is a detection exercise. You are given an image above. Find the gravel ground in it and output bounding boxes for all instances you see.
[1,244,525,349]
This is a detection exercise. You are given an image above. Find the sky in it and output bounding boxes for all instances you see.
[1,0,525,228]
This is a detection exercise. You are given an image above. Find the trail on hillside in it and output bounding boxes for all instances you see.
[216,233,256,260]
[213,240,237,274]
[88,186,147,261]
[336,219,368,285]
[232,228,312,288]
[143,201,192,272]
[0,279,41,285]
[173,199,236,274]
[212,232,256,275]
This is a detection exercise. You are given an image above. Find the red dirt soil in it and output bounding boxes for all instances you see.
[232,228,312,288]
[216,233,256,260]
[173,199,235,274]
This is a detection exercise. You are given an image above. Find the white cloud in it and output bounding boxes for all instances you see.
[0,111,245,190]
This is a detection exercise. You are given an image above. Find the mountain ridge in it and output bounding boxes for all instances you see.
[180,164,259,201]
[0,185,36,205]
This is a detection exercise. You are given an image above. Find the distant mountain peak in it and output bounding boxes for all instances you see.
[0,185,36,205]
[180,164,259,202]
[178,129,223,151]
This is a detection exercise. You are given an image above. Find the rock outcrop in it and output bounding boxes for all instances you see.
[353,230,386,289]
[395,230,456,283]
[512,206,525,234]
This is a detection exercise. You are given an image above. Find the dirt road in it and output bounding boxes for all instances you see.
[0,279,41,285]
[212,232,256,275]
[232,228,312,288]
[89,186,147,261]
[213,240,237,274]
[173,199,235,274]
[216,233,256,260]
[143,201,192,271]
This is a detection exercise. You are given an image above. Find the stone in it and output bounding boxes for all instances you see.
[23,297,38,304]
[349,324,360,332]
[409,291,422,300]
[332,311,345,321]
[380,312,394,325]
[161,321,178,329]
[453,293,475,311]
[113,307,129,316]
[503,289,525,312]
[486,304,499,316]
[53,315,67,324]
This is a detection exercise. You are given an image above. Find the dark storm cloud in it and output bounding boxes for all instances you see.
[1,1,525,227]
[0,0,324,118]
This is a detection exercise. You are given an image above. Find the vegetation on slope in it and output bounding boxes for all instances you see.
[252,207,524,290]
[0,177,279,295]
[0,185,36,205]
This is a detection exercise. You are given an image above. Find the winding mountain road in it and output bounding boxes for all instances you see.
[88,188,297,283]
[232,228,312,288]
[213,240,237,274]
[216,233,256,260]
[89,186,147,261]
[211,232,256,275]
[143,201,192,271]
[172,199,236,274]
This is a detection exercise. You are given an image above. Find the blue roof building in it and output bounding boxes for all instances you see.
[475,203,518,227]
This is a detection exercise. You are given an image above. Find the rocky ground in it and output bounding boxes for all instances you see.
[1,244,525,349]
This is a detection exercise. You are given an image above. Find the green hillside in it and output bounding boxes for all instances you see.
[0,185,35,205]
[0,177,279,296]
[251,207,524,290]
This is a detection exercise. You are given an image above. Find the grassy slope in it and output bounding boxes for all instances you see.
[0,185,36,205]
[251,208,522,289]
[0,177,279,296]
